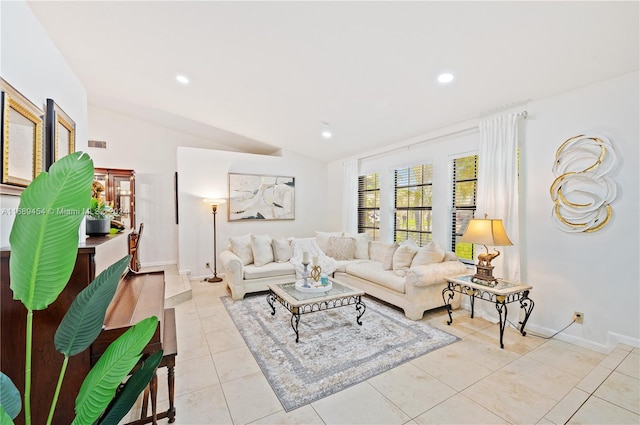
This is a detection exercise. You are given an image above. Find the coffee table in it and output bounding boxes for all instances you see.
[267,279,366,343]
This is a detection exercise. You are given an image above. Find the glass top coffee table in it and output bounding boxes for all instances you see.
[267,279,366,343]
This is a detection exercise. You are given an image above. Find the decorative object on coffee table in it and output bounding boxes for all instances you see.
[203,198,226,282]
[459,214,513,285]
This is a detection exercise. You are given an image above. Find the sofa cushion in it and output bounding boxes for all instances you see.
[344,232,370,259]
[272,238,293,262]
[346,261,405,293]
[315,231,343,253]
[411,241,445,267]
[251,234,274,266]
[326,236,355,260]
[393,239,419,270]
[382,244,398,270]
[229,234,254,265]
[244,261,296,280]
[369,241,397,263]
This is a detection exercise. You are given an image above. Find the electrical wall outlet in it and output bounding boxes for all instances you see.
[573,311,584,324]
[205,262,211,269]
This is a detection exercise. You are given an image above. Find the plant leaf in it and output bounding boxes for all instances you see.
[97,350,163,425]
[55,256,131,356]
[10,152,94,310]
[0,407,15,425]
[0,372,21,419]
[72,316,159,425]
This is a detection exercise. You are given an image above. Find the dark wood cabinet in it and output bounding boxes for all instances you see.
[94,168,136,230]
[0,233,129,425]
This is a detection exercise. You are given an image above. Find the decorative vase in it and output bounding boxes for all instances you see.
[86,217,110,235]
[310,265,321,282]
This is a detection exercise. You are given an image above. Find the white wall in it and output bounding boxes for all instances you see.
[176,147,330,279]
[328,72,639,351]
[0,0,88,246]
[85,104,249,266]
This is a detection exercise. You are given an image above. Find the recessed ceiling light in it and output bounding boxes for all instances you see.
[321,121,332,139]
[176,74,189,84]
[437,73,455,84]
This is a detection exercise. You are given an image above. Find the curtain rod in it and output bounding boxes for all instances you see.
[359,110,528,162]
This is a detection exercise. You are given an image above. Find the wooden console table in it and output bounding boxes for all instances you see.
[443,274,534,349]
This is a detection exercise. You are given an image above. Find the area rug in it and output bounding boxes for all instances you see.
[221,293,459,411]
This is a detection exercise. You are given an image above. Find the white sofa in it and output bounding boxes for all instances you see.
[219,232,467,320]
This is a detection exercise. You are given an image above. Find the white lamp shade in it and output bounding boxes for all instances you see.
[459,218,513,246]
[203,198,226,206]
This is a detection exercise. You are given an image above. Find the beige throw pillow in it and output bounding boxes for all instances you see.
[315,231,343,253]
[344,232,370,259]
[272,238,293,262]
[382,243,398,271]
[251,234,274,267]
[411,241,446,267]
[229,234,254,265]
[393,239,419,270]
[326,236,355,261]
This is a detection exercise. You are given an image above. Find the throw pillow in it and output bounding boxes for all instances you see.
[382,243,398,271]
[326,236,355,261]
[229,234,254,265]
[444,251,459,262]
[251,234,274,267]
[411,241,445,267]
[392,239,419,270]
[315,231,343,253]
[369,242,397,263]
[344,232,370,259]
[272,238,293,263]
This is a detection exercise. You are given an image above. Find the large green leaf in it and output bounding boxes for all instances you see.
[10,152,94,310]
[0,407,14,425]
[97,350,163,425]
[55,256,131,356]
[73,316,159,425]
[0,372,20,419]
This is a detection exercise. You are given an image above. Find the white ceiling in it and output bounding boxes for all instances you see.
[27,1,639,162]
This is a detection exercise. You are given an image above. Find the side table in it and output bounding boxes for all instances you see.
[443,275,534,349]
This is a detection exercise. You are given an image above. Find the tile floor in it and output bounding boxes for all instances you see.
[125,266,640,424]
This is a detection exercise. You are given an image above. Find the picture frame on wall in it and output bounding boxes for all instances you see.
[1,78,44,190]
[45,98,75,170]
[228,173,295,221]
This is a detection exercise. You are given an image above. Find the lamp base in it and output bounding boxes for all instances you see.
[472,264,498,286]
[206,276,223,283]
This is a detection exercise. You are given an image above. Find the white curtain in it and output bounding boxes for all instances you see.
[477,113,521,282]
[342,158,358,234]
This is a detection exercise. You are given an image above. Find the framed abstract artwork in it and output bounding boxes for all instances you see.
[1,78,44,189]
[228,173,295,221]
[45,98,75,169]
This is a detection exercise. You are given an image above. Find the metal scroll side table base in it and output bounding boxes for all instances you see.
[442,276,535,349]
[267,290,366,343]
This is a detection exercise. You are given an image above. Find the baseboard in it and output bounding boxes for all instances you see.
[141,260,176,268]
[459,300,638,353]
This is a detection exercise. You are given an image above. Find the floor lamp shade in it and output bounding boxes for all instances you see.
[203,198,226,283]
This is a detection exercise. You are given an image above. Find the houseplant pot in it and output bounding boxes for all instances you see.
[86,217,110,236]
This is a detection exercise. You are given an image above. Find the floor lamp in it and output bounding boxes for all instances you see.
[203,198,226,283]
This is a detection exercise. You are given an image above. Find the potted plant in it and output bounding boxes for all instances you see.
[86,181,114,235]
[0,152,161,425]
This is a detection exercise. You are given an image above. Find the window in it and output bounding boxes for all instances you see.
[357,173,380,240]
[451,155,478,263]
[394,164,433,246]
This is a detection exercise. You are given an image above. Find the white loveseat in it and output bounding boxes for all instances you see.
[219,232,467,320]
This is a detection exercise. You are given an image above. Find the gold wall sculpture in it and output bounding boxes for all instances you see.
[550,134,618,233]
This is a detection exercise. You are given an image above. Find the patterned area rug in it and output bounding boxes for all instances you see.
[222,293,459,412]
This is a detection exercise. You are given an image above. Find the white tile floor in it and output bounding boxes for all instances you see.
[126,266,640,425]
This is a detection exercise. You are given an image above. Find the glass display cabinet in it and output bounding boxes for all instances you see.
[93,168,136,230]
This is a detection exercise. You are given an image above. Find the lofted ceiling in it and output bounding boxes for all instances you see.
[26,1,639,163]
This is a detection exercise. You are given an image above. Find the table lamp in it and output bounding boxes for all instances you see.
[459,214,513,285]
